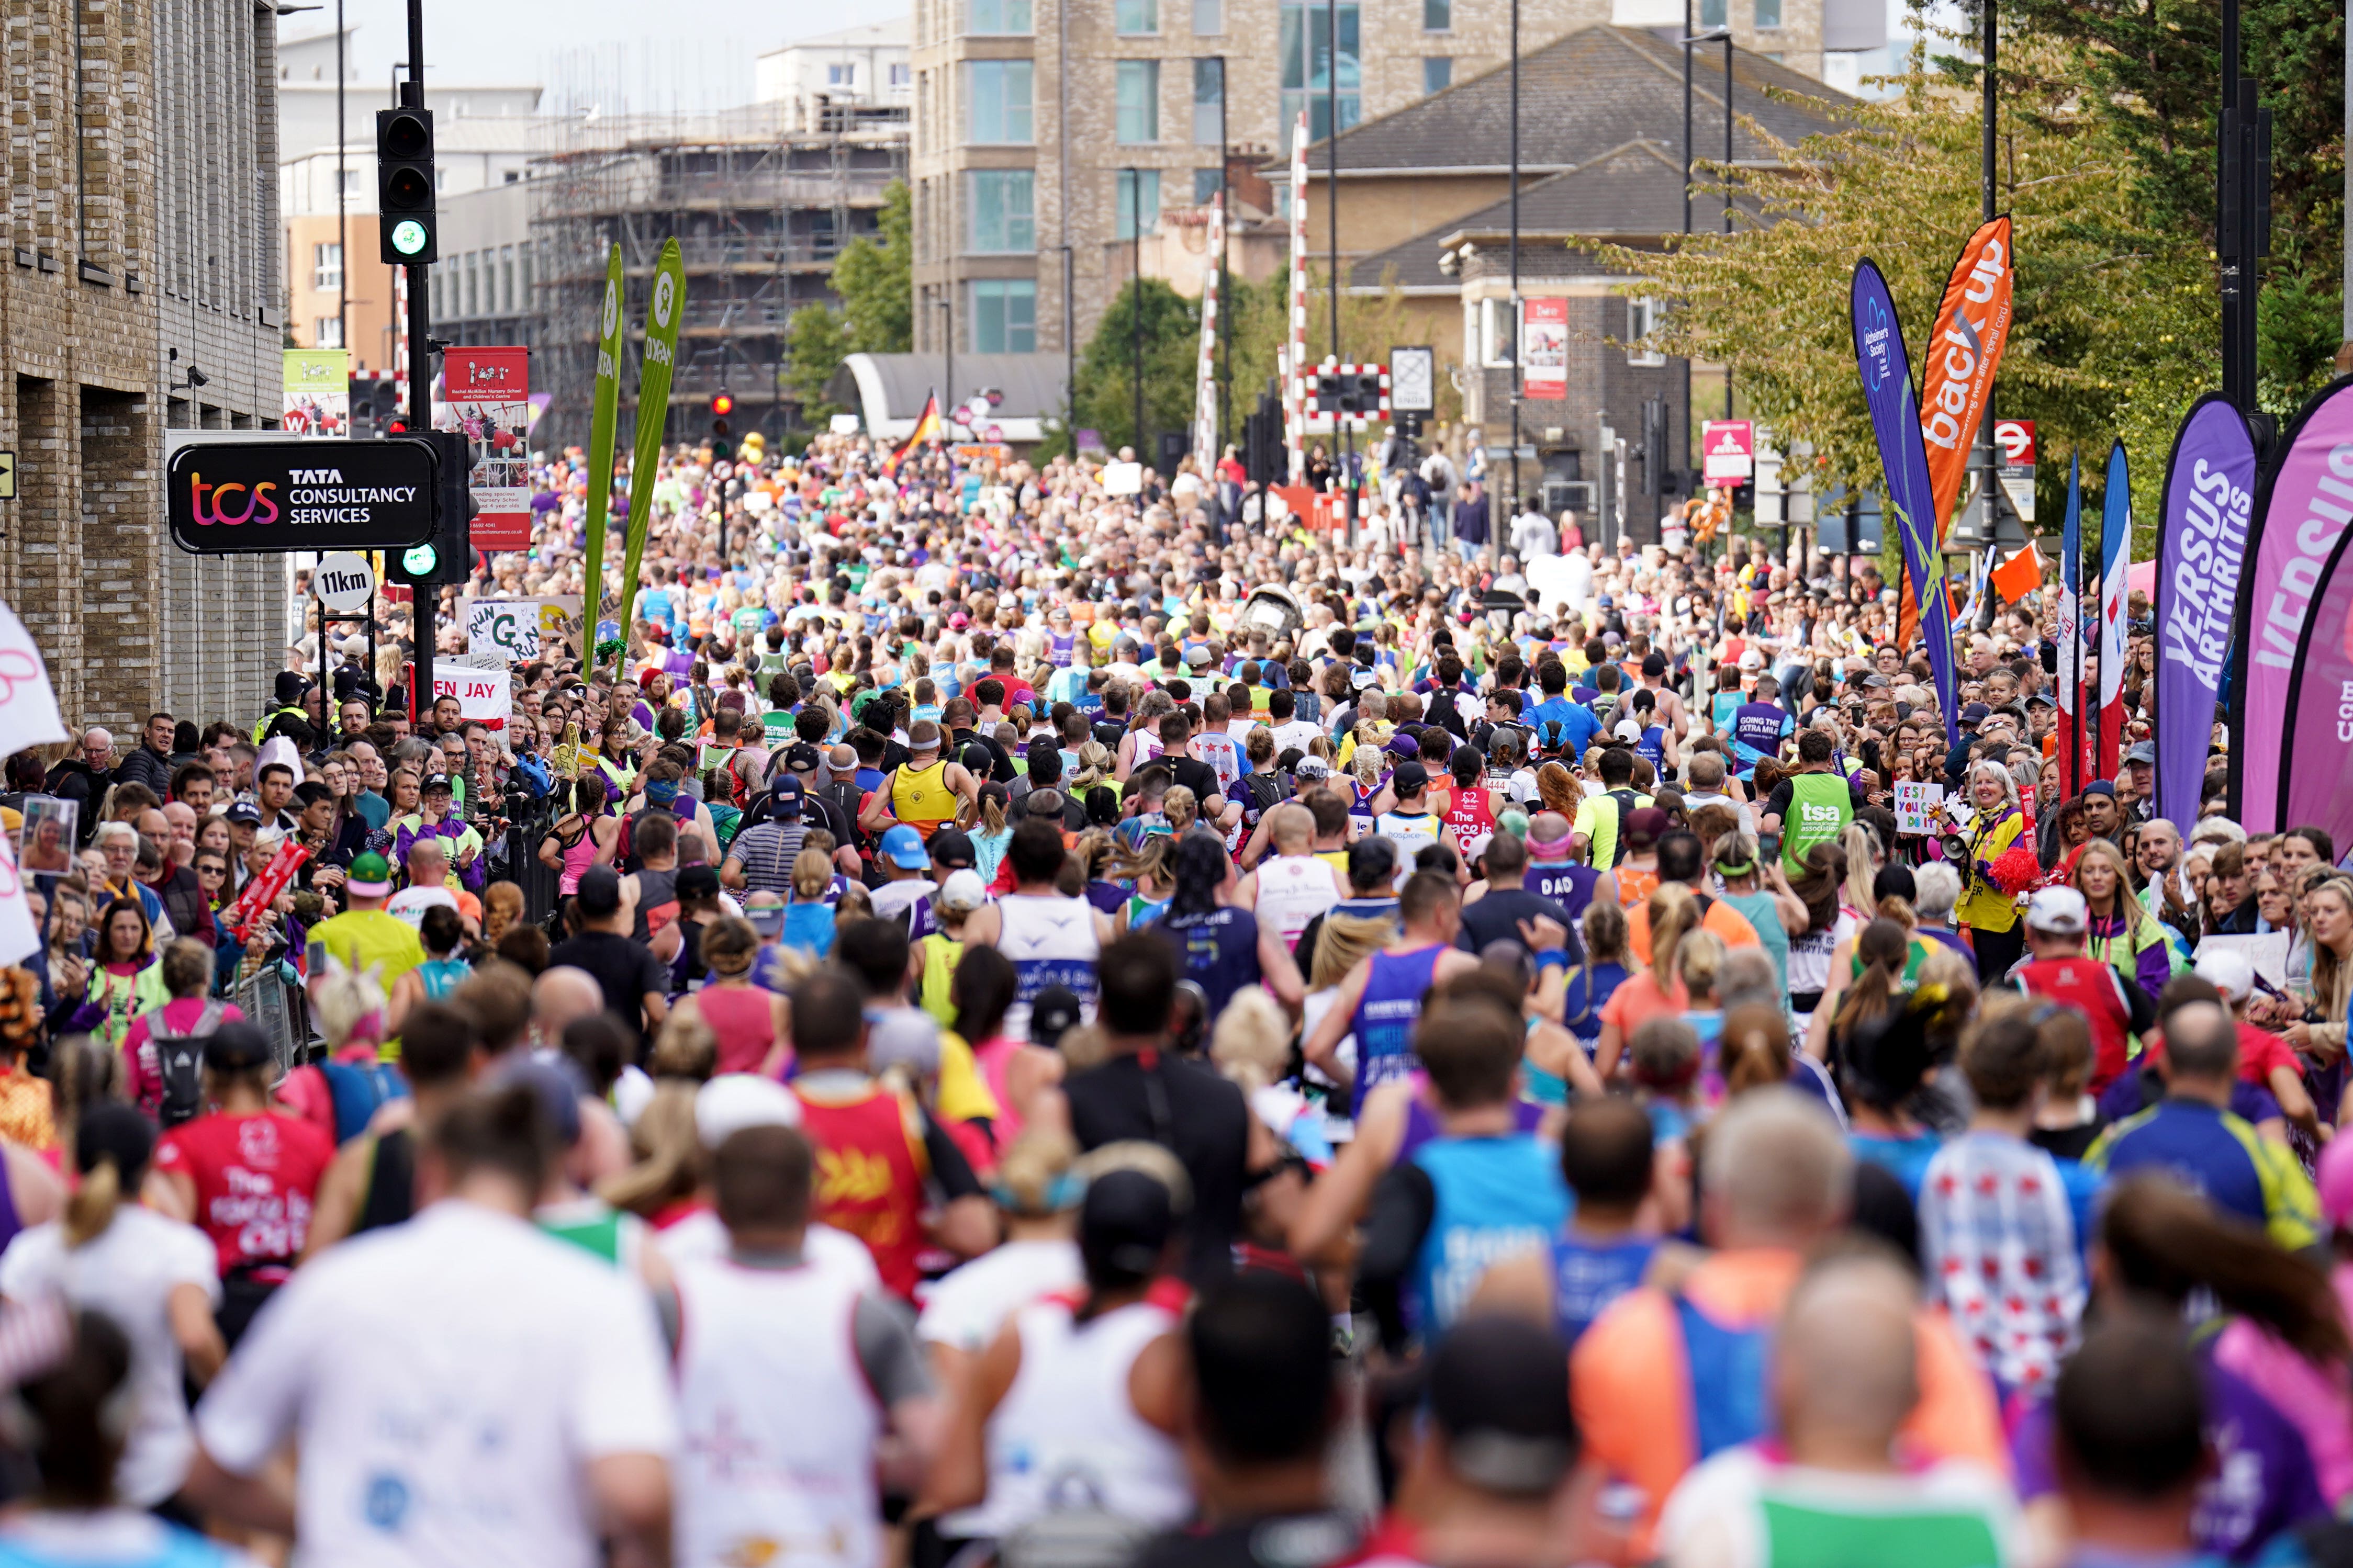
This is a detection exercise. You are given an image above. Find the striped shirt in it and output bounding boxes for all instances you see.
[723,820,809,896]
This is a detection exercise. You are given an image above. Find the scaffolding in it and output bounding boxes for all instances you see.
[530,96,908,452]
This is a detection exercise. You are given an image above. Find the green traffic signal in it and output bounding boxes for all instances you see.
[402,542,438,575]
[390,219,430,257]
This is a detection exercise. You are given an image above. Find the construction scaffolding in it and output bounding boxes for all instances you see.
[530,97,907,451]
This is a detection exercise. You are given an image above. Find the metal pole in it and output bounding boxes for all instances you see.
[1682,2,1693,539]
[404,0,434,719]
[1130,171,1144,454]
[1327,0,1352,541]
[1502,0,1516,571]
[943,295,955,438]
[1722,35,1733,420]
[1217,56,1230,458]
[337,0,347,356]
[1976,0,1998,555]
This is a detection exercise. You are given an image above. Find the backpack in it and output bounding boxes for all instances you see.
[153,1000,227,1128]
[319,1057,412,1144]
[1242,771,1285,822]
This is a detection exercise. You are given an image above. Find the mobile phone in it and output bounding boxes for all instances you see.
[1757,832,1781,863]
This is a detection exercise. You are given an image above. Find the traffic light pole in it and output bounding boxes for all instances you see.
[402,0,435,719]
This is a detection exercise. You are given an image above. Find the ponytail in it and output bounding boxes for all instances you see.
[2102,1174,2350,1368]
[64,1106,151,1251]
[1646,884,1698,994]
[63,1159,119,1250]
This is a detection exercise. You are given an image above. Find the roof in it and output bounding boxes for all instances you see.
[828,353,1068,442]
[764,19,910,55]
[1291,24,1845,178]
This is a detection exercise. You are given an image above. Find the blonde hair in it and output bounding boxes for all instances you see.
[1161,785,1198,836]
[648,1006,719,1081]
[1676,927,1725,1006]
[1646,882,1699,992]
[1841,822,1882,916]
[310,964,390,1052]
[1209,989,1291,1093]
[994,1127,1082,1215]
[597,1080,702,1217]
[1312,912,1392,989]
[2071,838,2155,943]
[65,1154,123,1249]
[790,847,833,901]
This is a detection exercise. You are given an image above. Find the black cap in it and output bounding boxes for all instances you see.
[1425,1315,1579,1495]
[784,742,822,774]
[576,864,623,917]
[1079,1168,1180,1284]
[929,827,978,870]
[224,801,262,827]
[676,864,721,901]
[421,773,454,795]
[1641,651,1667,677]
[1393,760,1430,795]
[203,1021,276,1074]
[1029,984,1082,1046]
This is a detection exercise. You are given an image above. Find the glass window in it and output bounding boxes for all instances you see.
[968,0,1032,31]
[1116,60,1160,142]
[827,62,855,84]
[1699,0,1725,24]
[968,170,1037,252]
[1192,58,1224,144]
[1193,0,1221,30]
[1423,0,1448,27]
[313,316,344,348]
[1753,0,1779,24]
[1116,0,1157,31]
[312,242,341,290]
[1115,168,1162,240]
[1627,297,1666,366]
[464,252,478,318]
[970,279,1038,352]
[891,62,912,84]
[501,244,516,313]
[968,60,1034,142]
[1279,3,1358,146]
[1194,166,1224,204]
[1422,57,1451,92]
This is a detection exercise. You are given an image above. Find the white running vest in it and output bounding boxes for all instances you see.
[953,1298,1192,1541]
[671,1258,883,1568]
[1254,854,1339,951]
[1374,810,1440,888]
[998,893,1101,1041]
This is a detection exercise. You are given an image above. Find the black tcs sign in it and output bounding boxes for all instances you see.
[167,438,440,555]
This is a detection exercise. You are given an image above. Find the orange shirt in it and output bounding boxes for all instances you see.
[1597,971,1688,1041]
[1625,898,1765,965]
[1570,1248,2005,1562]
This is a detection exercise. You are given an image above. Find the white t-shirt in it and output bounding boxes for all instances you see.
[915,1238,1083,1355]
[384,885,460,928]
[195,1200,679,1568]
[654,1210,883,1291]
[0,1209,219,1508]
[1270,719,1324,757]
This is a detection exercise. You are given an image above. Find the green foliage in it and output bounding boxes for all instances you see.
[783,306,851,431]
[832,181,914,356]
[1063,277,1201,458]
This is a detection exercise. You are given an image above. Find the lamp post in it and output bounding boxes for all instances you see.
[933,295,956,439]
[1682,19,1731,507]
[1501,0,1516,570]
[1217,54,1231,458]
[1126,168,1144,455]
[1327,0,1354,540]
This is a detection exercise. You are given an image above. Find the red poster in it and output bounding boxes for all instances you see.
[1521,299,1568,400]
[440,348,532,551]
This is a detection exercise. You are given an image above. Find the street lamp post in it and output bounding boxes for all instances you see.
[1501,0,1516,571]
[1327,0,1354,542]
[1126,168,1144,456]
[1682,19,1731,520]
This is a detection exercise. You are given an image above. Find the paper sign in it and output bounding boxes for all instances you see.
[431,666,513,724]
[18,797,75,874]
[282,349,349,437]
[0,601,70,761]
[2194,932,2293,992]
[1102,461,1144,496]
[1893,780,1944,837]
[467,596,583,664]
[440,348,532,550]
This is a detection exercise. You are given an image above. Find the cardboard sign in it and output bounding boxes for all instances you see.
[440,348,532,550]
[431,665,513,724]
[467,596,583,664]
[1893,780,1945,837]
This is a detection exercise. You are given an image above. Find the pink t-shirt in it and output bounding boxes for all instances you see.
[120,998,249,1120]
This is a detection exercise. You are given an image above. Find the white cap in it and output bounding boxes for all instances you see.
[936,868,990,913]
[693,1074,802,1150]
[1738,650,1764,671]
[2193,946,2256,1003]
[2025,885,2089,936]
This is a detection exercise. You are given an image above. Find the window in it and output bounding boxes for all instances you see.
[1699,0,1725,23]
[1193,0,1221,30]
[827,62,855,85]
[967,0,1032,31]
[335,170,358,196]
[1627,297,1666,366]
[891,62,912,85]
[968,170,1036,252]
[501,244,516,313]
[1422,57,1452,92]
[1280,2,1358,145]
[1115,168,1162,239]
[521,242,533,302]
[1423,0,1448,27]
[970,279,1038,352]
[1116,60,1160,142]
[1480,298,1512,367]
[1194,166,1224,204]
[1116,0,1157,31]
[1753,0,1779,24]
[967,60,1034,142]
[313,316,345,348]
[463,251,479,318]
[1192,58,1224,144]
[312,242,341,290]
[434,167,449,192]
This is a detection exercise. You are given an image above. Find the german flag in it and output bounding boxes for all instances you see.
[884,393,942,476]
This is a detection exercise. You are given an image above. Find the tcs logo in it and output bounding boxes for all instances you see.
[186,472,278,526]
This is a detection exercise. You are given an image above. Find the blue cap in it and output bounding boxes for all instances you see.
[768,773,805,815]
[880,823,931,870]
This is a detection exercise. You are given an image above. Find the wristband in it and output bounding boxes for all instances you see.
[1535,949,1571,972]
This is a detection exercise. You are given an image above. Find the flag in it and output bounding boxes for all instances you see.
[2154,396,2255,833]
[2056,453,2085,798]
[2096,441,2130,781]
[612,238,686,663]
[884,393,942,477]
[0,601,70,762]
[1988,539,2041,604]
[578,243,626,667]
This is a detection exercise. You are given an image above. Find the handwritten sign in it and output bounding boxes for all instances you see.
[1893,781,1945,838]
[431,666,513,724]
[467,596,582,664]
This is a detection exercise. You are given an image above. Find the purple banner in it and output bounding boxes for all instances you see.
[1851,259,1958,743]
[2155,397,2254,833]
[2281,526,2353,860]
[2236,379,2353,832]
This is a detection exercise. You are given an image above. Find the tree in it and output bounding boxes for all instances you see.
[1056,277,1201,459]
[783,304,850,431]
[832,180,913,355]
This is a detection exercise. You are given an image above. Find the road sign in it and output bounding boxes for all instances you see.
[1701,420,1754,483]
[1389,346,1436,413]
[1996,418,2036,525]
[0,451,14,500]
[313,551,376,612]
[167,437,438,556]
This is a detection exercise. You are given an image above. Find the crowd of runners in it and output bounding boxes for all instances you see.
[0,427,2347,1567]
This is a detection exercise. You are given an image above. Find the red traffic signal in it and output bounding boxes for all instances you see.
[711,392,735,418]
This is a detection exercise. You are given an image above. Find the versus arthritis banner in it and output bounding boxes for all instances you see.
[2097,442,2130,780]
[613,238,686,661]
[440,348,531,551]
[2279,521,2353,862]
[578,243,626,667]
[2155,396,2255,834]
[2233,377,2353,831]
[1851,258,1958,743]
[2056,453,2086,797]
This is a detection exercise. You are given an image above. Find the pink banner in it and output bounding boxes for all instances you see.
[229,842,310,943]
[2280,526,2353,860]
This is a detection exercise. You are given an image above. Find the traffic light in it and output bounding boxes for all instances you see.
[1312,372,1342,414]
[1339,370,1383,416]
[376,107,437,265]
[385,432,474,589]
[348,373,399,439]
[710,392,735,459]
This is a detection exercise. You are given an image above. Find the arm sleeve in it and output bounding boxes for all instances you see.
[854,1292,938,1406]
[568,1277,682,1460]
[918,1110,987,1201]
[1358,1162,1436,1356]
[1765,782,1795,820]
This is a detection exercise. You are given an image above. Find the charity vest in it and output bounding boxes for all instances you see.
[890,760,957,838]
[791,1081,930,1300]
[1780,772,1851,876]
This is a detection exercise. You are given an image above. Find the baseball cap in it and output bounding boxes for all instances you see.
[880,823,931,870]
[224,800,261,828]
[1959,703,1992,728]
[576,865,624,917]
[1385,731,1421,759]
[784,742,822,774]
[1392,761,1430,795]
[907,720,944,753]
[1624,806,1670,844]
[1641,651,1667,677]
[768,773,806,816]
[694,1074,803,1149]
[202,1021,276,1075]
[2025,885,2089,935]
[928,827,977,870]
[742,890,786,934]
[2125,740,2158,766]
[1184,646,1213,668]
[2192,946,2256,1002]
[1029,985,1083,1047]
[1738,650,1764,672]
[869,1007,943,1078]
[1424,1315,1579,1496]
[1294,757,1331,780]
[675,864,721,903]
[345,851,394,897]
[2081,780,2117,799]
[1347,836,1398,886]
[936,869,989,913]
[421,773,454,796]
[1079,1167,1180,1282]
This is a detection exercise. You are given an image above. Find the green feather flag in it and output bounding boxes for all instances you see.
[577,242,626,668]
[612,238,685,675]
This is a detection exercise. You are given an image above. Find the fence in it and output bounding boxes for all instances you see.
[237,966,316,1076]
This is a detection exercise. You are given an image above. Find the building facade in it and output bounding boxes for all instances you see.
[755,21,913,115]
[1,0,284,731]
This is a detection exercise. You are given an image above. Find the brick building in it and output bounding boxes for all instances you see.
[2,0,286,733]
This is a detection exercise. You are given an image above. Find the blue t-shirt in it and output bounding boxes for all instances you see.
[1551,1231,1659,1346]
[1527,698,1602,759]
[1848,1129,1943,1203]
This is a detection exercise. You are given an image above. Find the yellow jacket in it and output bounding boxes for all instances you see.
[1956,807,2026,933]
